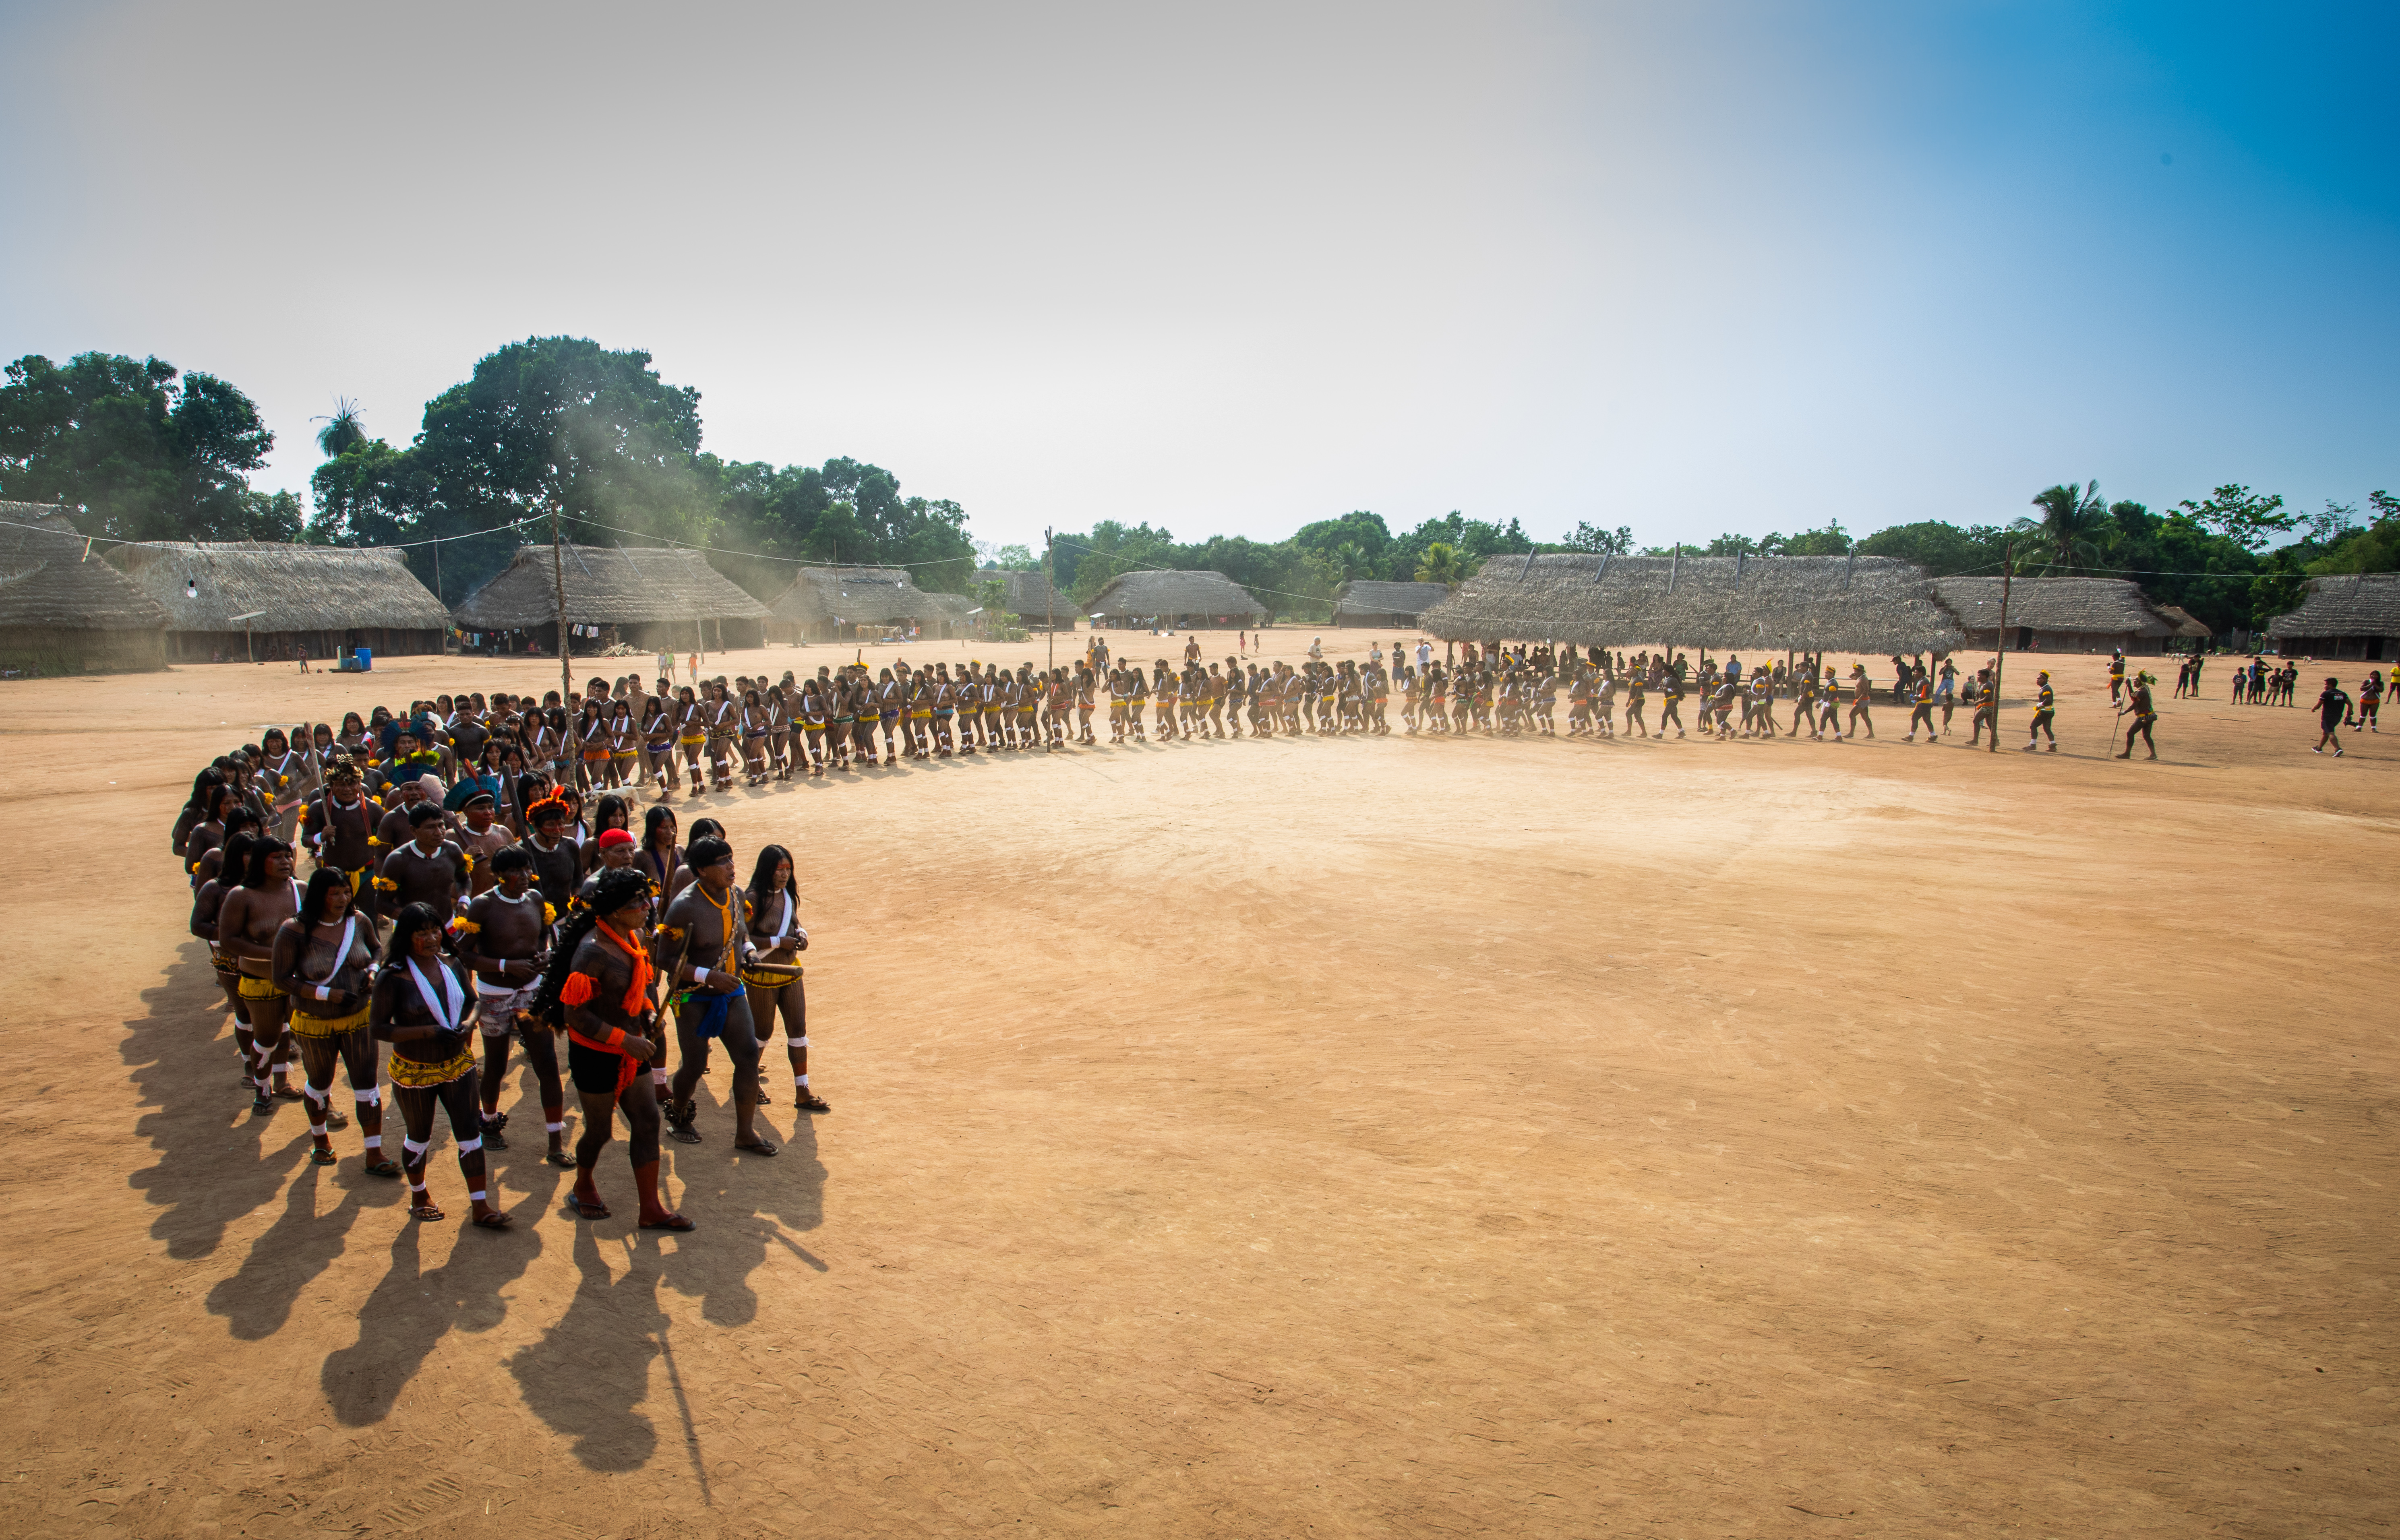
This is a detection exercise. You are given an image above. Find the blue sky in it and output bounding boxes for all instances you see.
[1,0,2390,550]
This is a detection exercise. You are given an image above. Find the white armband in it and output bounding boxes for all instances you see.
[314,984,332,1001]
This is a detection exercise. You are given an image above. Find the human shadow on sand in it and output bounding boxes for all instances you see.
[505,1082,827,1469]
[126,943,353,1264]
[320,1208,546,1425]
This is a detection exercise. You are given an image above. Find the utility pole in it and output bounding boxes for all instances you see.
[1989,538,2011,754]
[550,498,577,766]
[1045,526,1057,674]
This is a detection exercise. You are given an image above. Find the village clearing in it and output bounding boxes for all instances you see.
[0,631,2391,1539]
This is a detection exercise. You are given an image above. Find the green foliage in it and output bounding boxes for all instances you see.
[314,399,366,459]
[2307,491,2400,575]
[982,542,1037,571]
[2025,481,2108,572]
[1564,521,1635,555]
[1857,519,2012,576]
[1414,542,1467,586]
[1703,532,1761,557]
[2176,484,2294,551]
[308,337,974,601]
[0,351,276,540]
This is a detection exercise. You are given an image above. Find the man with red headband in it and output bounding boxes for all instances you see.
[576,826,641,908]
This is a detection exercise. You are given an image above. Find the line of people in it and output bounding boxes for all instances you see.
[175,746,830,1234]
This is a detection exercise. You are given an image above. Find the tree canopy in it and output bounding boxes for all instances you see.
[0,351,294,541]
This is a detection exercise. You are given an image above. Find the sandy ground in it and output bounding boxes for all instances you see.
[0,629,2392,1539]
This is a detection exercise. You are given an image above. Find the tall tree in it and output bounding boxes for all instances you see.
[2026,480,2108,572]
[2176,484,2294,550]
[312,336,720,595]
[0,351,278,540]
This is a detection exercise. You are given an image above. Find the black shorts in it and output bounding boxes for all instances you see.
[569,1036,634,1096]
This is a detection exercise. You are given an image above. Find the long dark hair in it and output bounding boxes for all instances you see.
[594,794,632,835]
[641,804,679,854]
[297,866,364,935]
[184,767,225,815]
[242,836,293,889]
[380,901,443,970]
[531,866,652,1028]
[216,832,259,890]
[745,844,796,913]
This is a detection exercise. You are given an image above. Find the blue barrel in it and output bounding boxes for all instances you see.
[354,646,373,671]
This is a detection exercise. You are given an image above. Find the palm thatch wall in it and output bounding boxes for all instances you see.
[117,539,449,661]
[1333,580,1450,627]
[1087,570,1267,626]
[453,544,769,651]
[2267,573,2400,660]
[1933,576,2182,654]
[0,502,169,674]
[767,566,968,640]
[974,567,1074,629]
[1420,552,1962,654]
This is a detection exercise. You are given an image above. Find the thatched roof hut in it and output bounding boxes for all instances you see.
[0,502,169,674]
[1932,576,2184,654]
[766,566,968,641]
[1333,580,1450,628]
[1087,569,1267,628]
[1420,552,1961,654]
[2151,604,2213,642]
[2267,573,2400,661]
[974,567,1074,629]
[118,539,450,660]
[453,544,768,652]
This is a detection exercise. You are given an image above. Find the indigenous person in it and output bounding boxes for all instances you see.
[536,865,693,1229]
[458,845,573,1164]
[372,903,510,1228]
[376,802,469,917]
[517,796,586,921]
[195,828,262,1081]
[741,843,828,1114]
[654,836,776,1154]
[2116,672,2159,761]
[271,868,394,1174]
[2314,677,2351,756]
[455,790,512,898]
[2024,671,2058,751]
[220,836,304,1112]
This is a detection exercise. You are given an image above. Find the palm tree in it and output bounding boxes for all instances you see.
[2026,481,2106,573]
[313,399,366,458]
[1415,542,1467,587]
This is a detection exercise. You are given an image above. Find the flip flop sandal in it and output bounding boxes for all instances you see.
[252,1093,273,1116]
[272,1084,307,1101]
[472,1211,514,1230]
[796,1093,832,1113]
[410,1203,447,1222]
[362,1160,402,1179]
[668,1121,704,1145]
[570,1195,610,1220]
[546,1149,579,1169]
[640,1213,697,1232]
[323,1110,350,1131]
[734,1139,778,1156]
[308,1145,339,1166]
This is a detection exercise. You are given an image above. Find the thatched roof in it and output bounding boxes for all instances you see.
[2151,603,2213,639]
[2268,573,2400,639]
[1334,580,1450,620]
[452,544,768,629]
[0,503,171,630]
[1087,569,1267,622]
[117,538,447,632]
[974,567,1070,622]
[1420,552,1962,653]
[768,566,949,626]
[1933,577,2173,638]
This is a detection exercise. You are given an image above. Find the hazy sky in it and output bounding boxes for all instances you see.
[3,1,2392,552]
